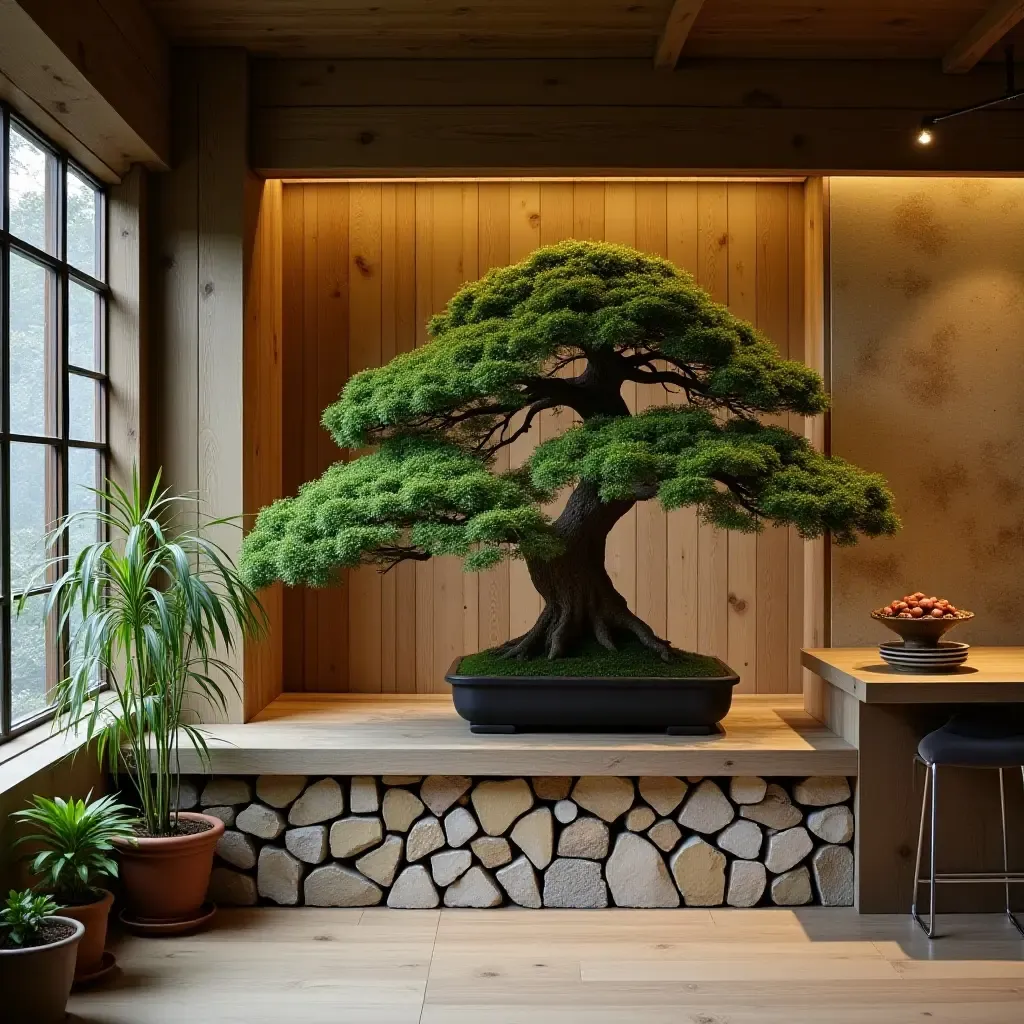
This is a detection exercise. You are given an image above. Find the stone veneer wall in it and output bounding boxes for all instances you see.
[178,775,855,910]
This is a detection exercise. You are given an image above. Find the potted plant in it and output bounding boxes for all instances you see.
[0,889,83,1023]
[35,469,264,929]
[240,241,898,733]
[13,792,137,979]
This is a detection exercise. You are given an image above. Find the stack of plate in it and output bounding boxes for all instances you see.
[879,640,969,673]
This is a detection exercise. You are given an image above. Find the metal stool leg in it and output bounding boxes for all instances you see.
[911,758,935,938]
[928,763,939,938]
[999,767,1024,939]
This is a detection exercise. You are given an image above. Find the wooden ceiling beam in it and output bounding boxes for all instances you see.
[943,0,1024,73]
[654,0,707,69]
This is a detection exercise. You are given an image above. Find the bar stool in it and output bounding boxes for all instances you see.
[912,711,1024,939]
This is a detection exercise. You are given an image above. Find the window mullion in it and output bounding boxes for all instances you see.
[1,105,10,740]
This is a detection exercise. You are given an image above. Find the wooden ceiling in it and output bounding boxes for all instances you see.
[144,1,1024,61]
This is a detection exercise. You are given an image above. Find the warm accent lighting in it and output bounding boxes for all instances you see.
[916,125,934,146]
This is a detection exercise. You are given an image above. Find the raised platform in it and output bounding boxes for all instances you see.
[172,693,857,777]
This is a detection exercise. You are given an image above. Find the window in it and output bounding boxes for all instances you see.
[1,106,107,742]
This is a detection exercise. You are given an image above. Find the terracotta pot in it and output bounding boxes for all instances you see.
[114,811,225,922]
[60,887,113,976]
[0,915,83,1023]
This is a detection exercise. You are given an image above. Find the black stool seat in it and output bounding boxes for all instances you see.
[918,712,1024,768]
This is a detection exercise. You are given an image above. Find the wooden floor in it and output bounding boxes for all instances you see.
[68,908,1024,1023]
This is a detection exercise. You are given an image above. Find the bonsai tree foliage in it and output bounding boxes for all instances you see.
[242,242,897,662]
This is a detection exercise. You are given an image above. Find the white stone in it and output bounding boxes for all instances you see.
[387,865,439,909]
[257,846,302,906]
[285,825,328,865]
[420,775,472,815]
[444,866,502,908]
[471,836,513,869]
[727,860,767,908]
[304,864,382,907]
[553,800,578,824]
[638,777,687,816]
[444,806,479,848]
[647,819,682,853]
[556,817,609,860]
[771,866,813,906]
[740,783,803,830]
[356,835,403,887]
[472,779,534,835]
[288,778,344,826]
[496,855,542,909]
[677,780,734,835]
[717,820,763,860]
[236,803,286,840]
[669,836,727,907]
[764,826,813,874]
[625,806,656,832]
[256,775,307,808]
[217,830,258,870]
[532,777,572,801]
[349,776,379,813]
[793,776,852,807]
[329,817,383,859]
[204,805,236,827]
[510,807,554,869]
[382,788,425,832]
[208,867,256,906]
[606,833,680,908]
[431,849,472,887]
[729,776,768,805]
[808,805,855,845]
[382,776,422,785]
[571,777,634,823]
[407,816,446,862]
[813,844,855,907]
[173,779,200,811]
[201,778,252,807]
[543,858,608,908]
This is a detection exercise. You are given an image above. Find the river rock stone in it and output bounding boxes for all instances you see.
[431,849,472,887]
[285,825,328,865]
[236,803,285,840]
[771,866,813,906]
[808,805,855,845]
[330,816,384,858]
[648,818,682,853]
[217,830,258,869]
[765,826,813,874]
[717,820,763,860]
[669,836,727,906]
[553,799,578,824]
[677,780,734,834]
[607,833,680,908]
[813,844,855,906]
[740,783,802,830]
[387,865,439,909]
[543,858,608,908]
[444,806,479,848]
[532,777,572,801]
[201,778,252,807]
[382,776,422,785]
[472,779,533,835]
[625,806,656,832]
[204,805,236,827]
[510,807,554,868]
[444,866,502,908]
[727,860,767,908]
[173,778,200,811]
[496,855,542,908]
[420,775,472,815]
[729,776,767,805]
[794,776,851,807]
[356,835,403,887]
[208,867,257,906]
[638,777,687,816]
[471,836,513,869]
[349,776,379,813]
[304,864,382,907]
[257,846,302,905]
[256,775,307,808]
[407,815,446,862]
[288,778,344,826]
[382,788,424,832]
[571,777,634,823]
[557,816,609,860]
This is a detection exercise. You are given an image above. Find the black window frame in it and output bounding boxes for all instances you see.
[0,103,109,744]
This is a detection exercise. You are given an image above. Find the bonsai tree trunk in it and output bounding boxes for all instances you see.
[497,481,672,661]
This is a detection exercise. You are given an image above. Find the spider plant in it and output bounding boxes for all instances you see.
[23,467,265,837]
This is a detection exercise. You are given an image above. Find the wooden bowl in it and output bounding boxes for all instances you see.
[870,609,973,649]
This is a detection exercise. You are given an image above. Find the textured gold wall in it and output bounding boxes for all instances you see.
[830,177,1024,647]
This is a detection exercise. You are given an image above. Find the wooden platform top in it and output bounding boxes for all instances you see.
[802,647,1024,704]
[169,693,857,777]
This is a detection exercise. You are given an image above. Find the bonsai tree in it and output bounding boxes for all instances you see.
[241,241,897,662]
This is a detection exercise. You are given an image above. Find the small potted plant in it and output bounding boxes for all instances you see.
[34,469,264,931]
[13,792,137,980]
[0,889,83,1023]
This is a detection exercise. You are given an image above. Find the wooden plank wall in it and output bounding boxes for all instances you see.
[280,179,809,695]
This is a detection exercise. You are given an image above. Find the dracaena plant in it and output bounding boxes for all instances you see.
[13,792,138,905]
[1,890,60,947]
[26,468,265,837]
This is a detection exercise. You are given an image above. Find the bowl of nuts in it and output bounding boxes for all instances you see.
[871,592,974,648]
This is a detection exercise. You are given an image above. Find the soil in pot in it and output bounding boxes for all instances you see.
[0,915,83,1024]
[59,887,113,978]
